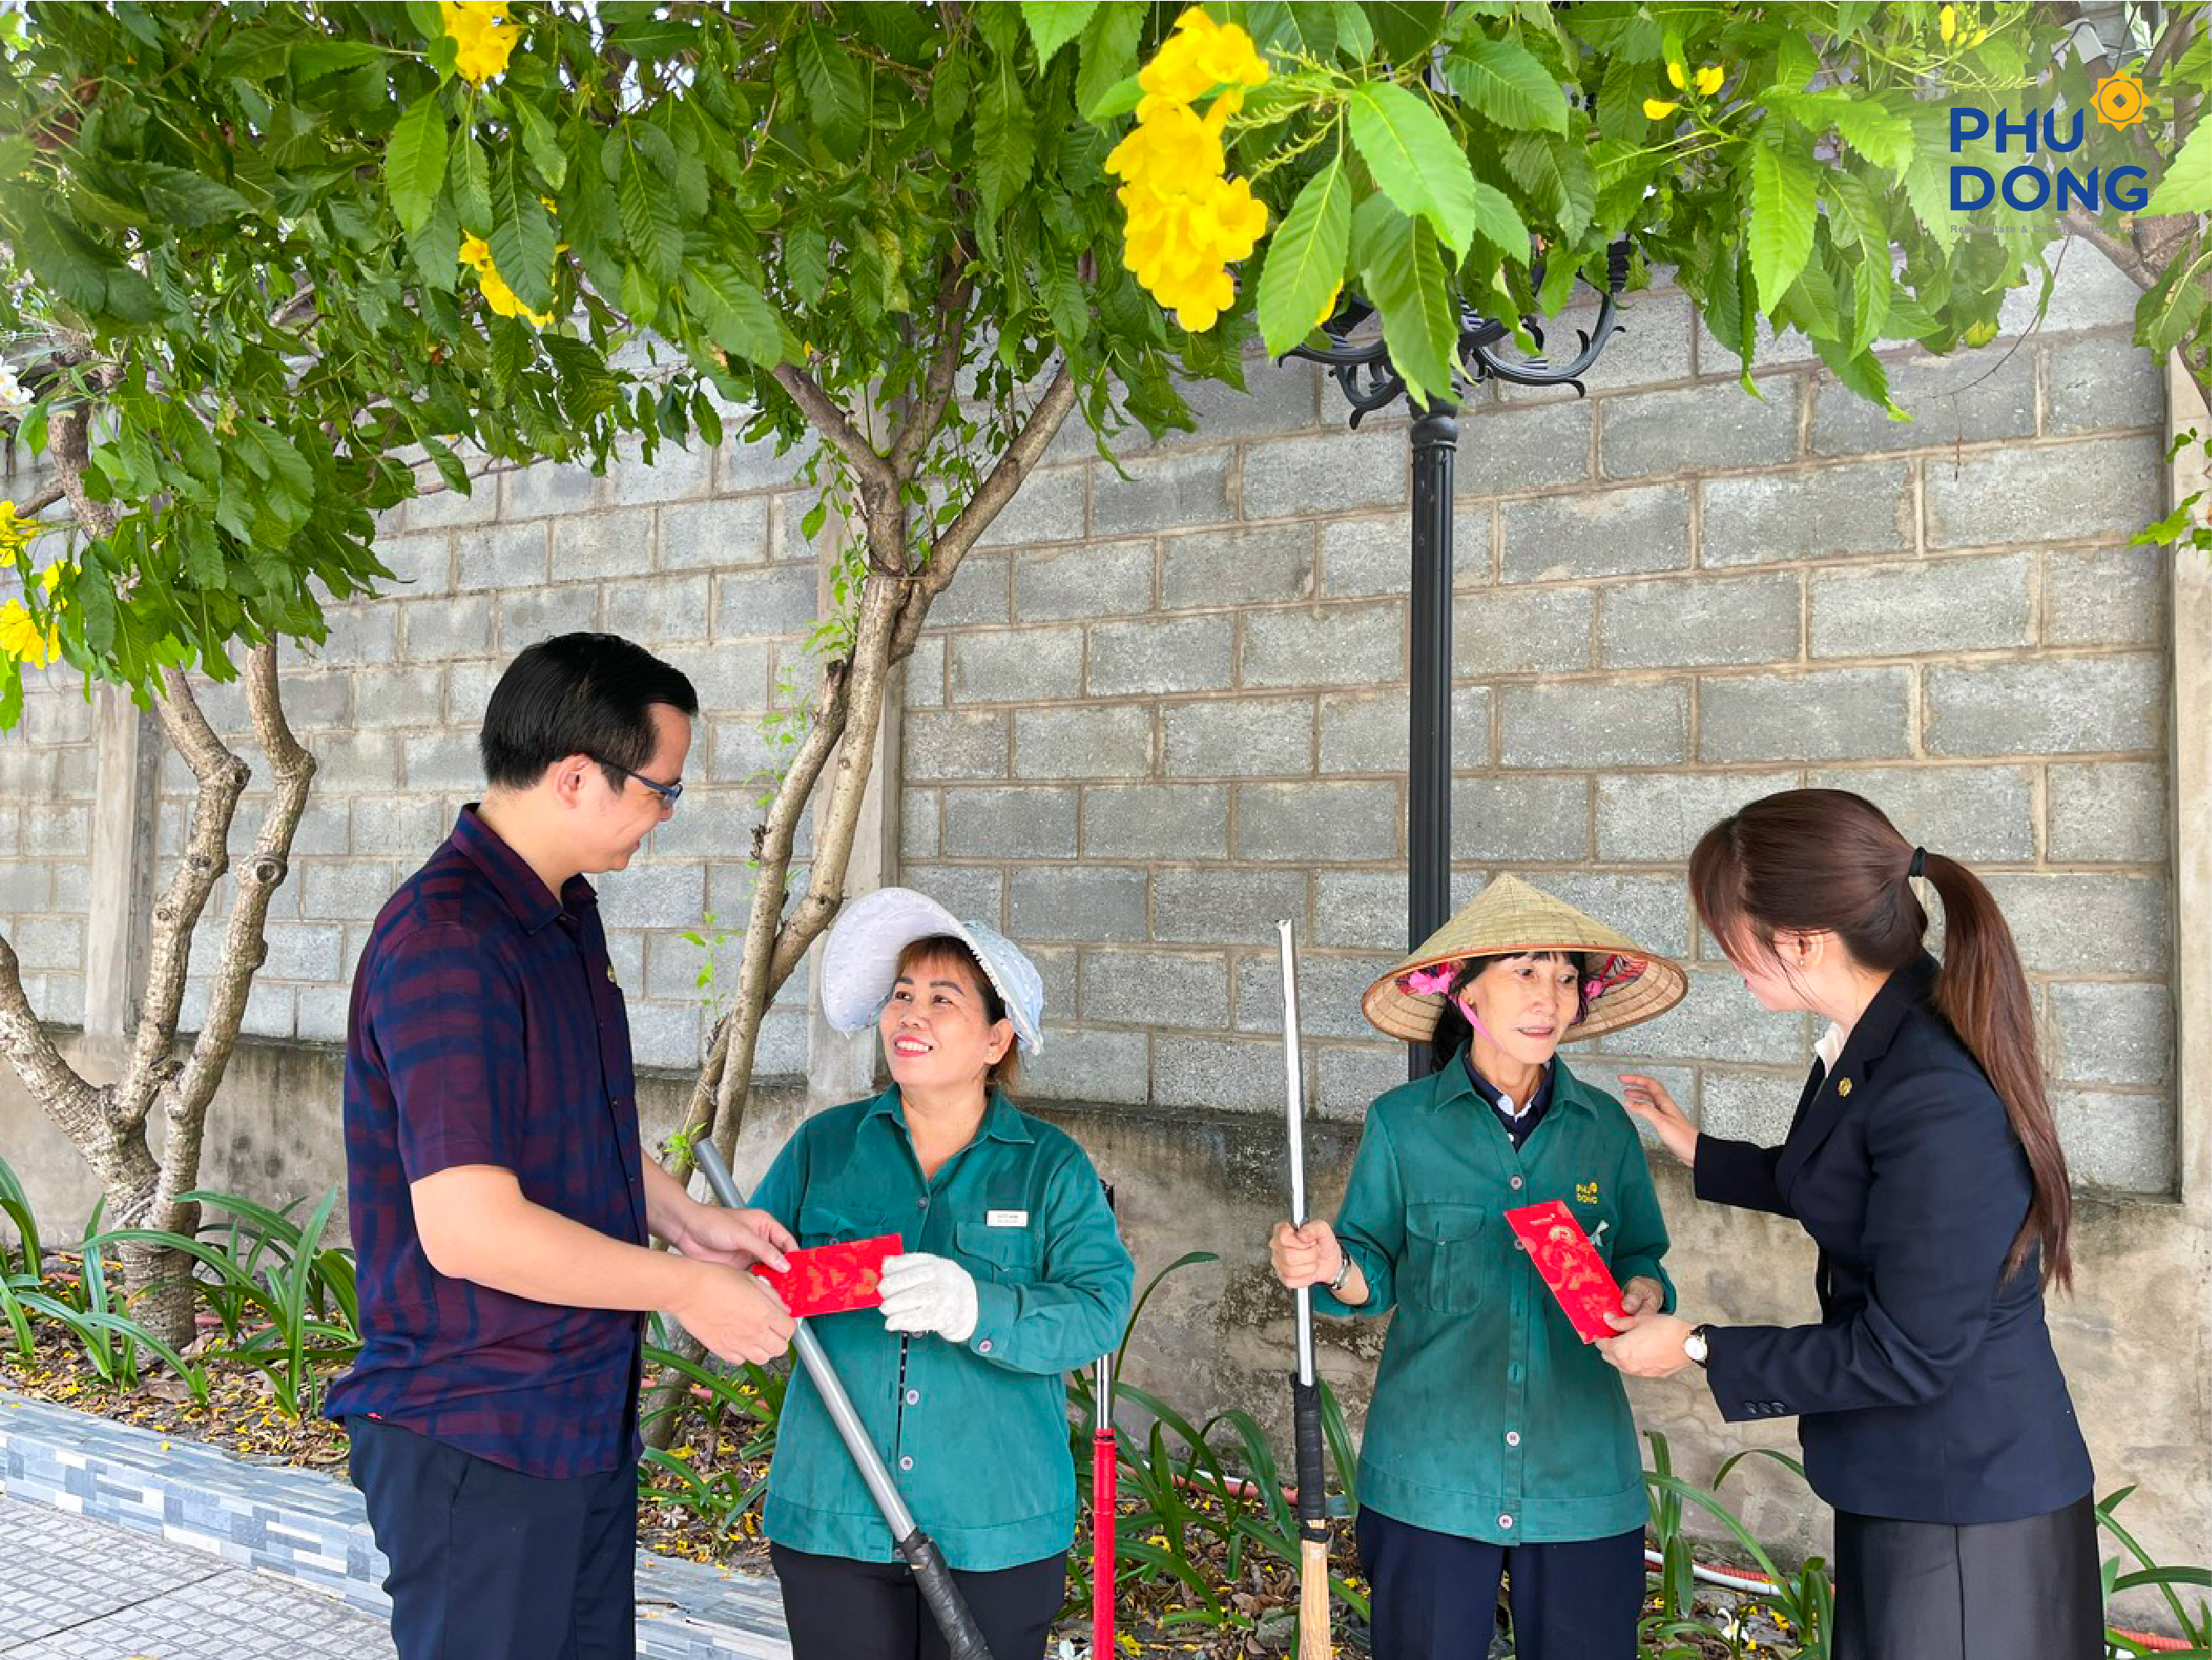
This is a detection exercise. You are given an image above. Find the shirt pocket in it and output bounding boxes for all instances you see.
[796,1194,894,1251]
[953,1218,1041,1286]
[1403,1202,1492,1314]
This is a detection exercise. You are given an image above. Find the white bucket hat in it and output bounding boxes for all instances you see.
[820,888,1046,1055]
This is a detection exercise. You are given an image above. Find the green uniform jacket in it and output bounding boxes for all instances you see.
[1313,1052,1675,1546]
[752,1087,1134,1571]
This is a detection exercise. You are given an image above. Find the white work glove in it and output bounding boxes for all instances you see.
[878,1253,979,1345]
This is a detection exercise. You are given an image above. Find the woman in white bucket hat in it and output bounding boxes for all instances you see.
[749,888,1133,1660]
[1268,874,1687,1660]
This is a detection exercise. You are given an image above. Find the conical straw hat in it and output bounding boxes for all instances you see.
[1362,874,1687,1044]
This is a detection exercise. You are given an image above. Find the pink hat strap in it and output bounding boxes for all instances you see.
[1582,952,1646,1005]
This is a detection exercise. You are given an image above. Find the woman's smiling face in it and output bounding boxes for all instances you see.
[1460,952,1582,1068]
[878,947,1013,1096]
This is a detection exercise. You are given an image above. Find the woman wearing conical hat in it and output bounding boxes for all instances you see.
[1267,874,1687,1660]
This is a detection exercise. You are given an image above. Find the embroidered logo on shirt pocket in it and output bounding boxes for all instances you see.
[1404,1202,1491,1314]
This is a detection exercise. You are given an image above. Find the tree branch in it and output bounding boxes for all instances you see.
[157,643,314,1206]
[2059,209,2160,289]
[887,249,975,482]
[771,362,896,495]
[111,669,250,1135]
[50,403,119,540]
[0,930,98,1130]
[891,360,1078,662]
[8,484,66,518]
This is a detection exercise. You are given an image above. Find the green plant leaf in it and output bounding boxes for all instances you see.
[1747,118,1818,312]
[1354,197,1456,406]
[1347,80,1477,256]
[2148,117,2212,214]
[1244,0,1336,60]
[1502,130,1593,240]
[489,151,557,310]
[1020,1,1097,66]
[512,95,568,191]
[1076,2,1142,120]
[975,56,1037,220]
[796,24,867,151]
[385,93,448,236]
[1766,89,1913,172]
[1443,35,1568,134]
[1256,153,1350,354]
[686,265,783,365]
[132,162,251,228]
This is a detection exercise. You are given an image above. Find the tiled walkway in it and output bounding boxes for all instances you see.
[0,1495,396,1659]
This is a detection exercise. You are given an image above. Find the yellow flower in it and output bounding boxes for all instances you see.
[1315,281,1343,329]
[1695,64,1724,95]
[458,232,555,328]
[440,0,521,86]
[1939,4,1957,42]
[0,599,58,667]
[1138,7,1270,114]
[1665,62,1685,90]
[0,500,29,566]
[1644,98,1680,119]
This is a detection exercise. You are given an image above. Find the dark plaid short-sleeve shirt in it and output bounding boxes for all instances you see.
[323,806,649,1477]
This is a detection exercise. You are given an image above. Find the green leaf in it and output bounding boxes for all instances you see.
[1368,1,1446,64]
[1765,90,1913,173]
[512,96,568,191]
[796,24,867,152]
[452,130,492,228]
[1076,3,1142,120]
[1021,1,1097,66]
[2148,118,2212,214]
[1443,36,1568,134]
[975,56,1036,221]
[489,151,557,311]
[619,138,683,289]
[385,93,449,237]
[1354,197,1456,406]
[1244,0,1336,60]
[1257,153,1351,353]
[1502,130,1593,239]
[1347,81,1477,256]
[1595,54,1645,143]
[1746,119,1818,312]
[1849,245,1891,354]
[1466,177,1529,254]
[132,163,250,228]
[685,265,783,365]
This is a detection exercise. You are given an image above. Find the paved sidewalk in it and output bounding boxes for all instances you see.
[0,1494,395,1659]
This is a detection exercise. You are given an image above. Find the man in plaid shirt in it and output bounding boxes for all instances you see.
[327,632,796,1658]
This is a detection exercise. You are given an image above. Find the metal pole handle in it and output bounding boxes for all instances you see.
[690,1142,993,1660]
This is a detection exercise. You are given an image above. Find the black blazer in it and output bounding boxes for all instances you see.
[1695,955,2093,1525]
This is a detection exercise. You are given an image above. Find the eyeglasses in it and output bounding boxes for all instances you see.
[592,757,683,808]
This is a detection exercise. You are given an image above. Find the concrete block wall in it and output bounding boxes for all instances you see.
[902,250,2177,1195]
[143,427,829,1077]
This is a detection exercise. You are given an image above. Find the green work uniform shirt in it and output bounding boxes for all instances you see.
[751,1087,1135,1571]
[1313,1051,1675,1546]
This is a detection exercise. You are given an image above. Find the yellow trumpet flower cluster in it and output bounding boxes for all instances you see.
[459,234,555,328]
[1106,7,1272,334]
[0,509,65,667]
[1646,60,1724,119]
[440,0,521,87]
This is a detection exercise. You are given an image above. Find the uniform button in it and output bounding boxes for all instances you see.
[1509,1175,1524,1191]
[1514,1238,1529,1253]
[899,1455,914,1472]
[1498,1513,1514,1530]
[977,1340,992,1354]
[1507,1363,1524,1384]
[1505,1430,1520,1447]
[917,1197,930,1211]
[905,1390,920,1405]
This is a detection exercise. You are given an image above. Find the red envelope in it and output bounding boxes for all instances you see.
[1505,1200,1626,1344]
[750,1235,901,1317]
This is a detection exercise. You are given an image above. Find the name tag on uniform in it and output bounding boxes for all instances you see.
[987,1209,1029,1228]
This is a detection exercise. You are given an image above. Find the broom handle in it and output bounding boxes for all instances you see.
[1278,922,1333,1660]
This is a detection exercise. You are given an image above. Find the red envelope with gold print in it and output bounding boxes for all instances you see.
[750,1234,900,1317]
[1505,1200,1625,1344]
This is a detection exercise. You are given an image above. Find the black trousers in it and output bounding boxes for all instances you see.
[1355,1504,1646,1660]
[348,1416,638,1660]
[1834,1494,2104,1660]
[769,1540,1067,1660]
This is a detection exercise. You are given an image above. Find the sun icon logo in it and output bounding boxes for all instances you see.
[2093,71,2147,130]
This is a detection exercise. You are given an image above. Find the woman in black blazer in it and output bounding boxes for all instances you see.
[1597,789,2098,1660]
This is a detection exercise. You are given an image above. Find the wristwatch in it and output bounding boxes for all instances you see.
[1683,1324,1711,1368]
[1327,1252,1355,1295]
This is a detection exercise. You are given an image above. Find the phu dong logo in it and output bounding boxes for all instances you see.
[1949,71,2151,214]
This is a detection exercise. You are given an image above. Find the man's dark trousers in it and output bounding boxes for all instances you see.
[350,1415,637,1660]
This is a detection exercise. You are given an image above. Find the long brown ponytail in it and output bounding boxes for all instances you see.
[1689,788,2072,1290]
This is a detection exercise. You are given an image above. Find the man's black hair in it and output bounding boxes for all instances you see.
[479,633,699,791]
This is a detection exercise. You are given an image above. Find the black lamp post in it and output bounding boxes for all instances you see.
[1288,243,1632,1076]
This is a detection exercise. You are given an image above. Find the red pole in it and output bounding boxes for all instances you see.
[1091,1369,1116,1658]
